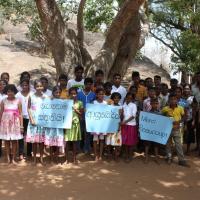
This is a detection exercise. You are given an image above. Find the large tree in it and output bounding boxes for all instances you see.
[35,0,145,80]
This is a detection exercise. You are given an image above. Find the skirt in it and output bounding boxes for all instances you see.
[121,125,138,146]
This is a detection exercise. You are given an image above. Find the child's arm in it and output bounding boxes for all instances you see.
[0,101,4,124]
[18,101,24,132]
[27,97,35,125]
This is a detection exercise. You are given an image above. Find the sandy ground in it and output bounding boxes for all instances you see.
[0,150,200,200]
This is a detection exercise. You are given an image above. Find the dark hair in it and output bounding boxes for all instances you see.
[84,77,93,85]
[40,76,48,83]
[4,84,18,94]
[74,64,84,73]
[52,86,61,96]
[96,88,104,94]
[20,78,30,85]
[111,92,121,100]
[95,69,104,77]
[170,78,178,84]
[154,75,161,80]
[1,72,9,79]
[148,86,156,91]
[175,85,183,93]
[129,85,137,91]
[168,93,177,99]
[145,77,153,81]
[34,79,42,88]
[113,73,121,79]
[69,87,78,94]
[125,92,133,99]
[20,71,30,81]
[161,83,168,88]
[132,71,140,78]
[150,97,159,104]
[104,82,112,88]
[58,74,68,81]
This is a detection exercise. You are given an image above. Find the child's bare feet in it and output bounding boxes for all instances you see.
[11,159,18,165]
[62,160,69,165]
[95,156,99,162]
[40,157,45,165]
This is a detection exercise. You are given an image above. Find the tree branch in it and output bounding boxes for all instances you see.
[150,30,180,57]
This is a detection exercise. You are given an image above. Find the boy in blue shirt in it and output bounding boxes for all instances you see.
[77,78,96,153]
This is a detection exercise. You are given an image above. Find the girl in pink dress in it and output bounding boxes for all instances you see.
[121,92,138,162]
[0,84,23,164]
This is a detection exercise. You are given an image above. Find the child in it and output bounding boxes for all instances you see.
[40,76,52,97]
[67,65,84,91]
[58,74,68,99]
[144,98,160,164]
[106,92,122,161]
[64,87,83,164]
[162,94,189,167]
[26,80,46,165]
[0,72,10,84]
[0,79,7,157]
[77,77,96,153]
[92,88,107,161]
[104,82,112,101]
[16,79,33,160]
[160,83,169,109]
[0,84,23,164]
[143,87,159,112]
[94,69,104,92]
[121,92,138,162]
[44,86,64,164]
[182,85,195,155]
[17,71,35,92]
[111,73,127,105]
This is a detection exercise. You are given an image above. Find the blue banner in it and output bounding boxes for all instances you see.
[85,103,121,133]
[139,111,173,145]
[35,98,73,129]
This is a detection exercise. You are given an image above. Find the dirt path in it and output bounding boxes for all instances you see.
[0,152,200,200]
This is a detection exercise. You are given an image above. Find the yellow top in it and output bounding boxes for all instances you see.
[60,88,68,99]
[162,105,184,122]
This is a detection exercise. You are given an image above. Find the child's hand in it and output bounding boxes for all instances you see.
[120,121,125,126]
[31,120,36,126]
[173,121,180,129]
[192,120,195,127]
[20,127,24,134]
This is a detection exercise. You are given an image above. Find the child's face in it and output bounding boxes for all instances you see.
[113,76,121,86]
[41,79,48,90]
[126,94,132,103]
[0,81,6,92]
[151,101,159,110]
[59,79,67,88]
[161,85,168,95]
[113,96,120,105]
[53,89,61,98]
[85,82,93,91]
[96,91,104,101]
[129,88,137,96]
[132,76,140,85]
[70,90,77,99]
[75,70,83,80]
[35,83,44,93]
[175,88,182,98]
[183,88,190,96]
[95,74,104,83]
[1,74,9,83]
[148,90,156,98]
[104,86,112,94]
[169,96,177,106]
[21,82,29,92]
[154,77,161,86]
[7,90,15,99]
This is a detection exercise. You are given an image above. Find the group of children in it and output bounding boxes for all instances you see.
[0,67,200,167]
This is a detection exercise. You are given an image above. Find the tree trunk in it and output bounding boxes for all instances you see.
[35,0,82,76]
[35,0,145,80]
[107,12,141,80]
[91,0,145,79]
[77,0,94,76]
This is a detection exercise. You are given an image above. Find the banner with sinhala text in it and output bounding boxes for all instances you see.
[85,103,121,134]
[35,98,73,129]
